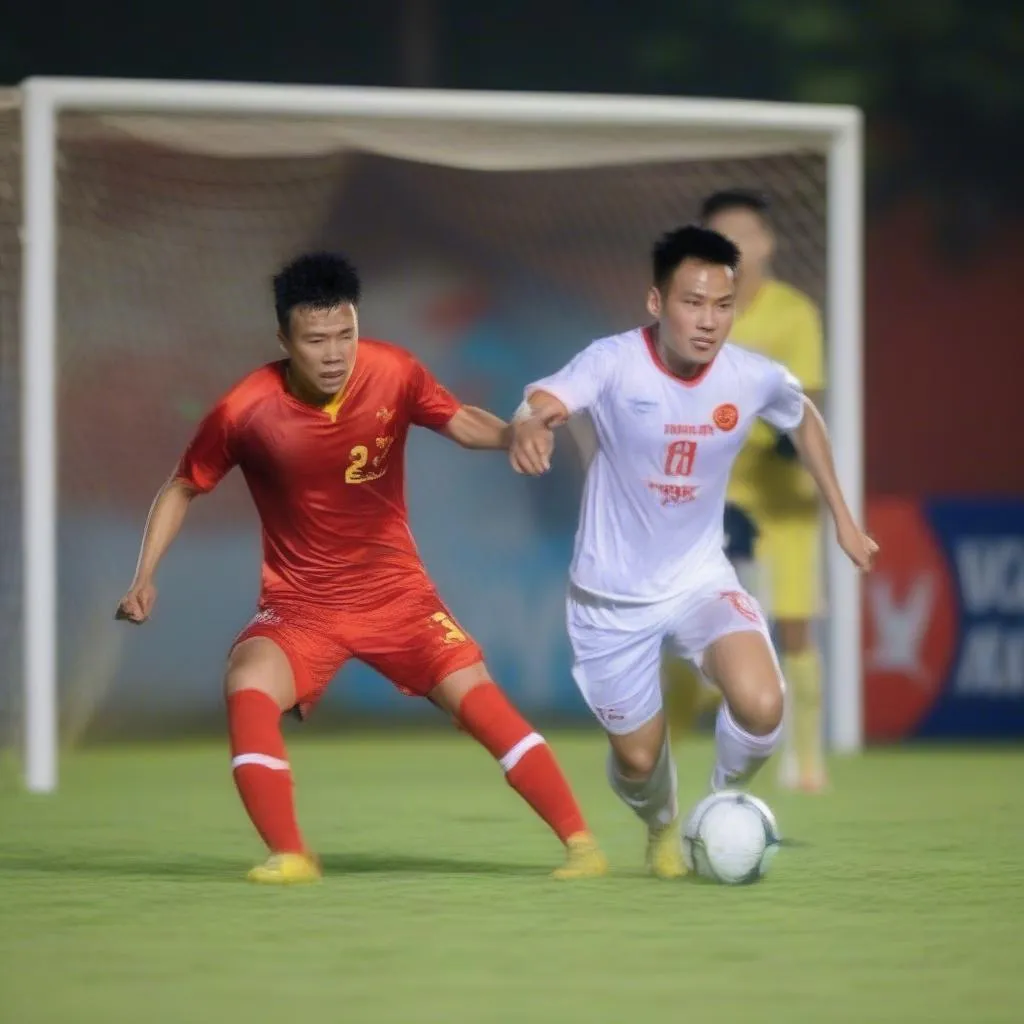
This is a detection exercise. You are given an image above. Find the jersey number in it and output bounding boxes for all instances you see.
[345,445,369,483]
[345,444,390,485]
[664,439,697,477]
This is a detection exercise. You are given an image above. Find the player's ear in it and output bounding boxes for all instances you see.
[646,286,662,320]
[276,328,290,354]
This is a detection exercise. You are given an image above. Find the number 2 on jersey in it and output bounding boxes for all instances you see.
[345,445,369,483]
[664,439,697,477]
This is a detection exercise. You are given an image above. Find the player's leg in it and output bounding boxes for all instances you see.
[763,517,826,792]
[663,501,762,741]
[355,587,607,878]
[429,663,607,879]
[704,629,784,790]
[603,712,686,879]
[680,589,784,791]
[225,606,347,883]
[568,592,685,878]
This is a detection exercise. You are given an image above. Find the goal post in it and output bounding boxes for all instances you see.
[14,77,863,792]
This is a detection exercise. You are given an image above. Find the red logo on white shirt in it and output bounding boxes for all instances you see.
[719,590,761,623]
[646,480,699,506]
[713,403,739,431]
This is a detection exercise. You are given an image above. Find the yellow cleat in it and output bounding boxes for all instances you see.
[646,819,687,880]
[551,832,609,880]
[246,852,322,885]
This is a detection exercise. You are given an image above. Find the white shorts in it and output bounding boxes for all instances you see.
[567,570,774,735]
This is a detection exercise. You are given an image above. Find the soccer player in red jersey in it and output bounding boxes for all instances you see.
[116,253,607,884]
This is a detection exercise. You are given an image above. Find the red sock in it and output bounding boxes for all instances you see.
[227,689,305,854]
[456,682,588,843]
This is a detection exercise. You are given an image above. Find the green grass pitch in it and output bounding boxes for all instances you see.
[1,732,1022,1023]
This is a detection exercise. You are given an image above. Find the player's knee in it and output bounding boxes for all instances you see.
[732,683,784,737]
[614,744,661,780]
[224,637,295,710]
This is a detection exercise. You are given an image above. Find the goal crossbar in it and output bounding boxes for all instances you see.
[15,76,864,791]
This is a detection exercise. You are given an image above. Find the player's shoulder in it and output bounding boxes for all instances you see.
[719,342,787,382]
[582,325,647,364]
[761,279,820,320]
[357,337,427,379]
[214,361,287,421]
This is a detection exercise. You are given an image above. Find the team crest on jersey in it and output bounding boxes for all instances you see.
[712,403,739,432]
[376,406,395,425]
[720,590,761,623]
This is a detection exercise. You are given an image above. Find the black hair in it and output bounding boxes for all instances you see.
[273,252,361,332]
[651,225,740,290]
[699,188,772,224]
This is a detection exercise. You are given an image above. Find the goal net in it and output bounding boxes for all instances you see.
[0,81,862,787]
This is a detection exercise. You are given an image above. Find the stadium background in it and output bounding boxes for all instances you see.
[0,0,1022,744]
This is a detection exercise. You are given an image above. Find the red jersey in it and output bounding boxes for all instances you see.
[175,340,461,607]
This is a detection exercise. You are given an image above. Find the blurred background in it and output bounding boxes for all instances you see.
[3,7,1024,1023]
[1,0,1023,748]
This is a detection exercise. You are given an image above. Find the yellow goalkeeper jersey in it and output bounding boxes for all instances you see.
[727,278,825,518]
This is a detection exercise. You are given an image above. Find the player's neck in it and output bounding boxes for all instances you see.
[653,327,706,381]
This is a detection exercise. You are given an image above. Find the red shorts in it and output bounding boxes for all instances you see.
[231,576,483,717]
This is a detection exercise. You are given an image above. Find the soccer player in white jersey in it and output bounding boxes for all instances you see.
[508,226,877,878]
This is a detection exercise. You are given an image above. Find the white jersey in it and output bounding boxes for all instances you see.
[527,326,805,604]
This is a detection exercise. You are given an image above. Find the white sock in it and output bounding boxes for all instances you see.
[776,692,798,786]
[606,737,678,828]
[712,701,782,791]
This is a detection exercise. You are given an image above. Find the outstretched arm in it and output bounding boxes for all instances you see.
[438,405,513,450]
[789,400,877,571]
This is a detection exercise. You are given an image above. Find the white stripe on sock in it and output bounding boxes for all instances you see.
[499,732,544,773]
[231,752,290,771]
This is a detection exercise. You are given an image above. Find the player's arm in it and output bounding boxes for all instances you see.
[773,389,822,461]
[507,391,569,475]
[116,401,237,624]
[116,477,202,623]
[775,296,826,461]
[784,398,877,572]
[438,405,512,450]
[406,358,515,451]
[509,340,612,476]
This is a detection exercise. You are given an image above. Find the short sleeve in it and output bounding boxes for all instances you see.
[407,358,462,429]
[175,401,238,493]
[784,296,825,391]
[525,339,613,416]
[759,361,806,433]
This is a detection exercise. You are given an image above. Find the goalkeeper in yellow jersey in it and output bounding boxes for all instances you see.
[666,188,827,792]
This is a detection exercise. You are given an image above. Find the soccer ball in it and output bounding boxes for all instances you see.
[682,790,781,885]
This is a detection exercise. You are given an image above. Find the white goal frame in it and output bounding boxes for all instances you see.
[17,76,863,791]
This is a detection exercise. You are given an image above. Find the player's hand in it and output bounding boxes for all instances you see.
[509,418,555,475]
[837,520,878,572]
[115,581,157,624]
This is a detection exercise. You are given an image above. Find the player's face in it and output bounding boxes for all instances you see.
[280,303,359,397]
[705,208,774,276]
[647,259,736,367]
